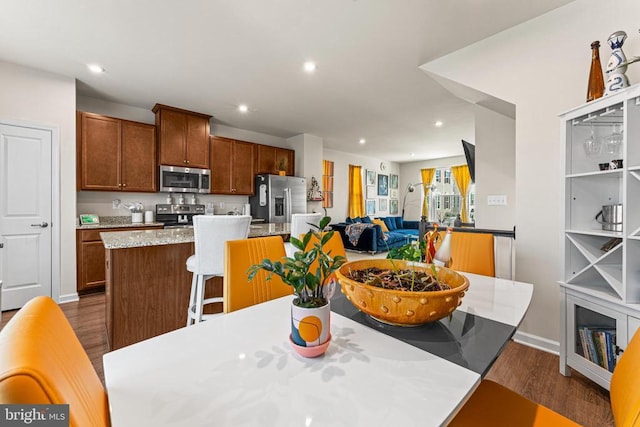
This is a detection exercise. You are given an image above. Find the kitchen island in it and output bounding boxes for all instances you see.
[101,223,290,350]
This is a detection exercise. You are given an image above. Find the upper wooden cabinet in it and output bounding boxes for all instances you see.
[78,112,157,192]
[153,104,211,169]
[255,144,295,176]
[210,136,255,195]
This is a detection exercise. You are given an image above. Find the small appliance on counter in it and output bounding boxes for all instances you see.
[155,204,205,228]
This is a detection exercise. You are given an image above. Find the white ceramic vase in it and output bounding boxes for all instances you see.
[290,301,330,348]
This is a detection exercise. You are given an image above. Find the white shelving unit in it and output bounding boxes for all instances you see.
[560,84,640,390]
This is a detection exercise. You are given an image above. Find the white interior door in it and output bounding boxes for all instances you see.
[0,123,52,310]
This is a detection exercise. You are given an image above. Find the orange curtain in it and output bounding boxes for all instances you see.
[420,168,436,218]
[322,160,334,208]
[451,165,472,222]
[348,165,364,218]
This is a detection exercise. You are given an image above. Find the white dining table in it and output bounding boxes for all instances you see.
[103,273,533,427]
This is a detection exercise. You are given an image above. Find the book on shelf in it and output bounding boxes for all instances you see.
[578,326,617,372]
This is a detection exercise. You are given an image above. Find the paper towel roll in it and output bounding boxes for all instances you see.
[244,204,251,216]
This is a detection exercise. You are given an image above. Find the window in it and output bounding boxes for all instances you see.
[444,196,450,210]
[444,170,451,184]
[322,160,334,208]
[436,196,441,209]
[435,169,441,183]
[452,195,460,209]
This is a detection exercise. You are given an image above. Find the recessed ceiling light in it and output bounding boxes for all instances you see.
[410,153,415,157]
[435,120,443,127]
[238,104,249,113]
[359,138,366,144]
[87,64,105,73]
[303,61,317,73]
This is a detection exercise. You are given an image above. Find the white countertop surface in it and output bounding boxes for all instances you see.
[104,295,481,427]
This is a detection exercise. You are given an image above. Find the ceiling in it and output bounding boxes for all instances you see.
[1,0,574,163]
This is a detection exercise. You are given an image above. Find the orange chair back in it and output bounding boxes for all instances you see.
[303,231,347,283]
[438,231,495,277]
[0,296,109,427]
[224,236,293,313]
[301,231,347,260]
[610,328,640,427]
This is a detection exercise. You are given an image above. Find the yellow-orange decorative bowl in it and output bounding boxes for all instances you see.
[335,259,469,326]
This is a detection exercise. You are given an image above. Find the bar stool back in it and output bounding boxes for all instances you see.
[186,215,251,326]
[286,213,323,257]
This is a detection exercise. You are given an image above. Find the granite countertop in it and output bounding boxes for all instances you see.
[100,223,291,249]
[77,216,164,230]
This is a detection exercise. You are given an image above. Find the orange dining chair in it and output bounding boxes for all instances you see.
[224,235,293,313]
[301,231,347,261]
[0,296,109,427]
[449,328,640,426]
[303,230,347,279]
[439,231,495,277]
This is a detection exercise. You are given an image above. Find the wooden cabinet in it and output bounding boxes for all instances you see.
[153,104,211,169]
[76,226,162,294]
[78,112,157,192]
[255,144,295,176]
[210,136,255,194]
[559,85,640,389]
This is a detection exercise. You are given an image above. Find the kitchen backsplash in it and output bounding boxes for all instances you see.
[77,191,249,218]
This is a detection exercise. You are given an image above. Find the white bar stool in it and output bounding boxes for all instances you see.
[285,213,323,257]
[186,215,251,326]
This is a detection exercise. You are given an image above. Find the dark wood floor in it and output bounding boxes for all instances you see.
[1,293,614,427]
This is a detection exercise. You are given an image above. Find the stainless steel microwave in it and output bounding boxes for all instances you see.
[159,165,210,193]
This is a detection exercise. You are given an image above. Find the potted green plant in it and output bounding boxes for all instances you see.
[248,216,346,356]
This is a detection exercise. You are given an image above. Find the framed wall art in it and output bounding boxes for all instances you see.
[379,198,388,212]
[390,189,398,199]
[366,185,376,199]
[390,199,398,215]
[366,199,376,216]
[390,174,398,189]
[377,174,388,196]
[366,169,376,186]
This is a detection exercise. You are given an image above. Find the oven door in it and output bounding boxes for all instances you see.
[160,165,210,193]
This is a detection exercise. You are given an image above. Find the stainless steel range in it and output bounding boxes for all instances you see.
[155,204,205,228]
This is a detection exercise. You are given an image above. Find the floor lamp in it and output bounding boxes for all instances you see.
[401,182,437,219]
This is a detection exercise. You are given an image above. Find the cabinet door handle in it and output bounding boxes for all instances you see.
[122,183,127,188]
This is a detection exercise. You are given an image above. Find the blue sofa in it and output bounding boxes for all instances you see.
[331,216,420,253]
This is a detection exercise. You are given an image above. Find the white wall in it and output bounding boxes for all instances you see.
[0,61,77,301]
[323,149,399,222]
[399,155,466,219]
[474,105,515,230]
[422,0,640,349]
[287,133,324,213]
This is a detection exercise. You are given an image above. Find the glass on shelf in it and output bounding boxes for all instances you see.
[583,125,603,157]
[604,124,623,157]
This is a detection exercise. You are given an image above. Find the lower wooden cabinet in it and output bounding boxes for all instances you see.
[76,226,162,293]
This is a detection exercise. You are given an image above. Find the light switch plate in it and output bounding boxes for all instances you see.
[487,195,507,206]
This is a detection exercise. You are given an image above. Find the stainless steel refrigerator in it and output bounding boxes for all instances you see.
[250,174,307,223]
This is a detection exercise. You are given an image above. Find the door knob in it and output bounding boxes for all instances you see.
[30,222,49,228]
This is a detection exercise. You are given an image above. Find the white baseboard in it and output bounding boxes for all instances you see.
[513,330,560,355]
[58,292,79,304]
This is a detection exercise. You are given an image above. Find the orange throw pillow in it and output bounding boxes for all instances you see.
[372,218,389,232]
